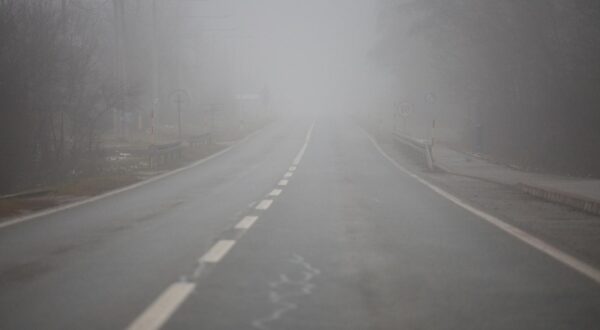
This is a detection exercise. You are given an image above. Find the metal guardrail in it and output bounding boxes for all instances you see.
[189,133,212,147]
[393,131,435,170]
[148,142,183,169]
[0,188,53,200]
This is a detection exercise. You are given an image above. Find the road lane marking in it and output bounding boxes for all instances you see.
[235,216,259,229]
[200,240,236,263]
[126,123,320,330]
[256,199,274,210]
[293,122,315,165]
[293,144,307,166]
[366,130,600,285]
[269,189,282,197]
[127,282,195,330]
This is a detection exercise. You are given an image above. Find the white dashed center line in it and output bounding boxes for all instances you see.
[235,216,258,229]
[256,199,274,210]
[127,121,317,330]
[127,282,196,330]
[200,240,236,263]
[269,189,282,197]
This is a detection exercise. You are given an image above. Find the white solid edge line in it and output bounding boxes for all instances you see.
[256,199,273,210]
[200,240,236,263]
[278,180,288,186]
[365,130,600,285]
[235,216,259,229]
[0,128,266,231]
[269,189,282,197]
[127,282,195,330]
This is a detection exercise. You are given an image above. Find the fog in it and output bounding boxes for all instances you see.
[2,1,600,328]
[185,0,381,116]
[2,0,600,191]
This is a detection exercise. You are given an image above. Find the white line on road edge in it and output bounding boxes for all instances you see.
[256,199,274,210]
[235,216,259,229]
[278,180,288,186]
[0,128,267,231]
[127,282,195,330]
[366,131,600,285]
[284,172,293,178]
[293,122,315,166]
[269,189,282,197]
[200,240,236,263]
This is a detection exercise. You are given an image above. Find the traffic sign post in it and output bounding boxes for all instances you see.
[395,101,413,133]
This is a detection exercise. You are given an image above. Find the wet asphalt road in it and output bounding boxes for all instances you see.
[0,116,598,330]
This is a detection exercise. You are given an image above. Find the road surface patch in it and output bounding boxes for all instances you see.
[252,254,321,330]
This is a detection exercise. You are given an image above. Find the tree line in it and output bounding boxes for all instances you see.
[0,0,227,194]
[0,0,129,193]
[373,0,600,176]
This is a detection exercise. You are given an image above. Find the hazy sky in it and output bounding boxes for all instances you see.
[207,0,381,113]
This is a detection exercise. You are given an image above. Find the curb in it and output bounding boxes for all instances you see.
[519,183,600,217]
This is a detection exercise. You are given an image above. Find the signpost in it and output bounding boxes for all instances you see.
[425,92,436,150]
[395,101,413,133]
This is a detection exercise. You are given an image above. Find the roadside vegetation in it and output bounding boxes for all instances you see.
[0,1,272,219]
[372,0,600,177]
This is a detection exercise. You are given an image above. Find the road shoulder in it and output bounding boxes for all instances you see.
[365,126,600,272]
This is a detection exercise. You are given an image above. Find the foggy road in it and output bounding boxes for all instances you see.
[0,117,599,330]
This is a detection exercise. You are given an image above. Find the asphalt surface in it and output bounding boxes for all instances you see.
[0,116,598,330]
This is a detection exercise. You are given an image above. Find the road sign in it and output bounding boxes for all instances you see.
[426,92,436,104]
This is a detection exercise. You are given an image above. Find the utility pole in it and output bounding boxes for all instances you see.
[112,0,127,138]
[175,93,183,141]
[151,0,160,143]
